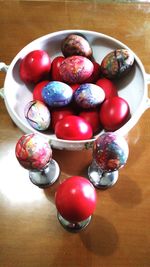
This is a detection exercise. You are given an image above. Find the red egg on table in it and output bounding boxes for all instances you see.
[99,96,131,131]
[19,50,51,83]
[51,56,65,81]
[51,107,74,131]
[55,115,93,140]
[79,109,103,134]
[96,78,118,99]
[33,80,49,102]
[55,176,97,223]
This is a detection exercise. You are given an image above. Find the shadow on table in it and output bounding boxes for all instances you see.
[80,215,119,256]
[109,174,143,208]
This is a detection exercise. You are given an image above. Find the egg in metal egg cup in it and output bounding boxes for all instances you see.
[88,132,129,189]
[15,133,60,188]
[55,176,97,232]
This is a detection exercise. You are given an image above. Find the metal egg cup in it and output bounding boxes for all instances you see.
[29,159,60,188]
[88,159,119,189]
[57,213,92,232]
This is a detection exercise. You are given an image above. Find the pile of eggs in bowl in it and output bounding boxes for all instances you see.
[19,33,134,141]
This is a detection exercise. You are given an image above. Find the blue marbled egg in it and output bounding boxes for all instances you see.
[74,83,105,109]
[42,81,73,107]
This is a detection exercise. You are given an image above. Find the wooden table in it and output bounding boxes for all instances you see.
[0,1,150,267]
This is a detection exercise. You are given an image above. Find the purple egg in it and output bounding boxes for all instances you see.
[74,83,105,108]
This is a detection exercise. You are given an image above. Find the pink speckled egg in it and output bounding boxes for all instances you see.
[59,55,94,84]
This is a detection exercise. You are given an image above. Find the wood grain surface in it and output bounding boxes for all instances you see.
[0,1,150,267]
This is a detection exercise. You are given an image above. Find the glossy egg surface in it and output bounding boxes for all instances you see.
[59,55,94,84]
[61,34,93,58]
[100,48,134,79]
[55,176,97,222]
[74,83,105,108]
[55,115,93,140]
[94,132,129,172]
[15,133,52,171]
[42,81,73,107]
[24,100,51,131]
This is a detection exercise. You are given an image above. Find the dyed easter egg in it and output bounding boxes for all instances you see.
[61,34,93,58]
[55,115,93,140]
[96,78,118,99]
[59,56,94,84]
[84,61,100,83]
[24,100,51,131]
[93,132,129,172]
[100,49,134,79]
[33,80,49,102]
[79,109,102,134]
[20,50,51,83]
[55,176,96,223]
[15,133,52,171]
[51,107,74,130]
[42,81,73,107]
[74,83,105,109]
[51,56,65,81]
[99,96,130,131]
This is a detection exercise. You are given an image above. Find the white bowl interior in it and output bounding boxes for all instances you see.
[3,30,147,149]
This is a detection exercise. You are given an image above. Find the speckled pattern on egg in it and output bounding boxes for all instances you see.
[74,83,105,108]
[59,55,94,84]
[61,34,93,58]
[101,49,134,79]
[94,132,129,172]
[24,100,51,131]
[42,81,73,107]
[15,133,52,170]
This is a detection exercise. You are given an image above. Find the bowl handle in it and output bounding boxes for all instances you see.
[0,62,9,99]
[145,73,150,109]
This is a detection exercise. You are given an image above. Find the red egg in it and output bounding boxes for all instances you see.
[70,83,80,92]
[96,78,118,99]
[99,96,130,131]
[20,50,51,83]
[51,56,65,81]
[84,61,100,83]
[33,80,49,102]
[51,107,74,131]
[55,176,97,222]
[59,55,94,84]
[79,109,102,134]
[55,115,93,140]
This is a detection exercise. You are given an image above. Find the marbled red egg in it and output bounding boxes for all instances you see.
[59,55,94,84]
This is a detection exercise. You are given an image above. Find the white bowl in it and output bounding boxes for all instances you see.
[0,30,150,150]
